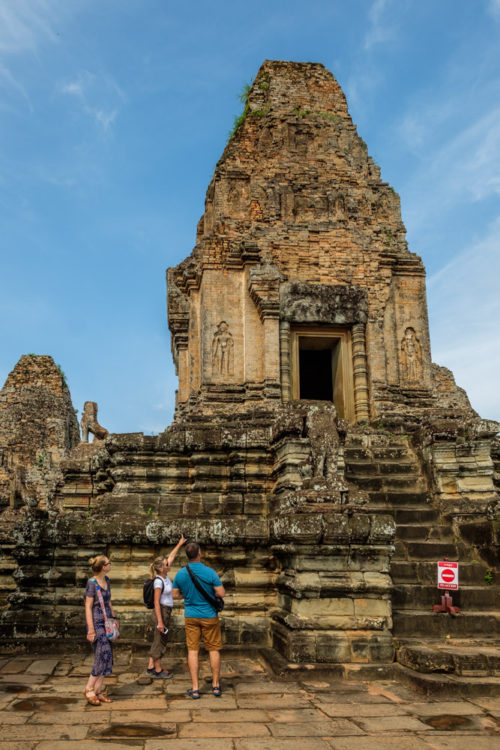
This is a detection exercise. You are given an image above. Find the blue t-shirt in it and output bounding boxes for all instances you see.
[173,562,222,618]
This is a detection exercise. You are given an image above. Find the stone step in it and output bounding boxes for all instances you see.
[395,524,452,542]
[391,560,493,586]
[344,446,411,461]
[396,639,500,677]
[392,583,499,610]
[345,459,419,476]
[392,609,500,637]
[365,491,430,506]
[347,475,425,493]
[394,662,500,696]
[393,508,440,524]
[397,540,459,560]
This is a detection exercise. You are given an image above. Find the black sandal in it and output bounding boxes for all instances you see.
[212,686,222,697]
[187,688,201,699]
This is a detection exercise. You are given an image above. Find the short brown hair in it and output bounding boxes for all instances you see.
[186,542,200,560]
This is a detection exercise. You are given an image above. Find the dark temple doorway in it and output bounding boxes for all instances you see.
[299,348,333,400]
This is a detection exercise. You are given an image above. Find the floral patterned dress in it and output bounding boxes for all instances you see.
[85,576,113,677]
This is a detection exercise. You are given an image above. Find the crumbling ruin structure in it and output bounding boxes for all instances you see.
[1,62,498,688]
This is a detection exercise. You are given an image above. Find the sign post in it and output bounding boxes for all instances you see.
[432,560,461,615]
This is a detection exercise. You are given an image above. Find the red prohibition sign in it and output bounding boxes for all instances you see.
[441,569,455,583]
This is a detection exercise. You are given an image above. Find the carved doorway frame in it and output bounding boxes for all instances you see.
[290,326,355,422]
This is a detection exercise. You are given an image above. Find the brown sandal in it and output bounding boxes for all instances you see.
[97,693,112,703]
[83,689,100,706]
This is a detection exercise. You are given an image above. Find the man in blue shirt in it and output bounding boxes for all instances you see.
[172,541,225,698]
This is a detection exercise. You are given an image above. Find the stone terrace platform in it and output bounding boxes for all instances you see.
[0,649,499,749]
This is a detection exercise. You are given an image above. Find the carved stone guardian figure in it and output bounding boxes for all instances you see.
[80,401,109,442]
[401,327,422,384]
[211,321,234,378]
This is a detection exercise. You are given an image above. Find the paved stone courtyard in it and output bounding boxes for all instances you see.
[0,649,499,749]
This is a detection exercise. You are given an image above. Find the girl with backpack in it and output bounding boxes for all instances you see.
[146,534,187,678]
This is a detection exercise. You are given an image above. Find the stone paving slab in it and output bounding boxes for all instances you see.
[351,715,432,732]
[237,694,312,709]
[168,695,238,709]
[0,651,499,748]
[26,659,59,675]
[179,721,270,737]
[269,720,355,736]
[192,707,269,722]
[314,691,392,704]
[266,707,330,722]
[469,696,500,713]
[37,743,139,750]
[0,724,89,741]
[234,681,303,694]
[0,658,34,674]
[418,737,500,750]
[146,741,235,750]
[405,700,485,716]
[235,740,331,750]
[319,702,409,717]
[111,708,190,723]
[326,738,432,750]
[27,710,112,724]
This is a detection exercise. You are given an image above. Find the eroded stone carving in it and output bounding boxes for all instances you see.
[305,403,340,480]
[211,321,234,378]
[80,401,109,442]
[401,327,422,383]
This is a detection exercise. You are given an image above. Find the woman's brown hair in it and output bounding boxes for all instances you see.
[89,555,108,573]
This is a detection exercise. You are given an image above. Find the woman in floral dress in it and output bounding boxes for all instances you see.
[83,555,117,705]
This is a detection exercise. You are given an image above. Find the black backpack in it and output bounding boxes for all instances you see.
[143,576,164,609]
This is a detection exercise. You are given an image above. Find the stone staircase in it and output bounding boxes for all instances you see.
[344,430,500,693]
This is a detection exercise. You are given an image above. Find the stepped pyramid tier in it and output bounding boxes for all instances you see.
[0,63,498,684]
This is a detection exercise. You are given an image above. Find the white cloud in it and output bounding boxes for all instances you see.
[400,100,500,236]
[0,0,59,54]
[59,70,125,132]
[364,0,395,50]
[428,217,500,421]
[0,0,66,104]
[488,0,500,19]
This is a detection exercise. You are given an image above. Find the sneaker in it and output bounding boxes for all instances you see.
[146,667,155,676]
[153,670,174,679]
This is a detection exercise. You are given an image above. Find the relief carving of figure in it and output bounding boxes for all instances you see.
[211,321,234,378]
[80,401,109,443]
[401,327,422,383]
[305,403,340,480]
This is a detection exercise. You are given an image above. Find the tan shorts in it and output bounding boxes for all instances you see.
[185,617,222,652]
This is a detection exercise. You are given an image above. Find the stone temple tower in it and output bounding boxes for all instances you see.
[1,62,498,684]
[168,60,457,424]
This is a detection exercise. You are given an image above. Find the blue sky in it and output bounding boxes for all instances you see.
[1,0,499,433]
